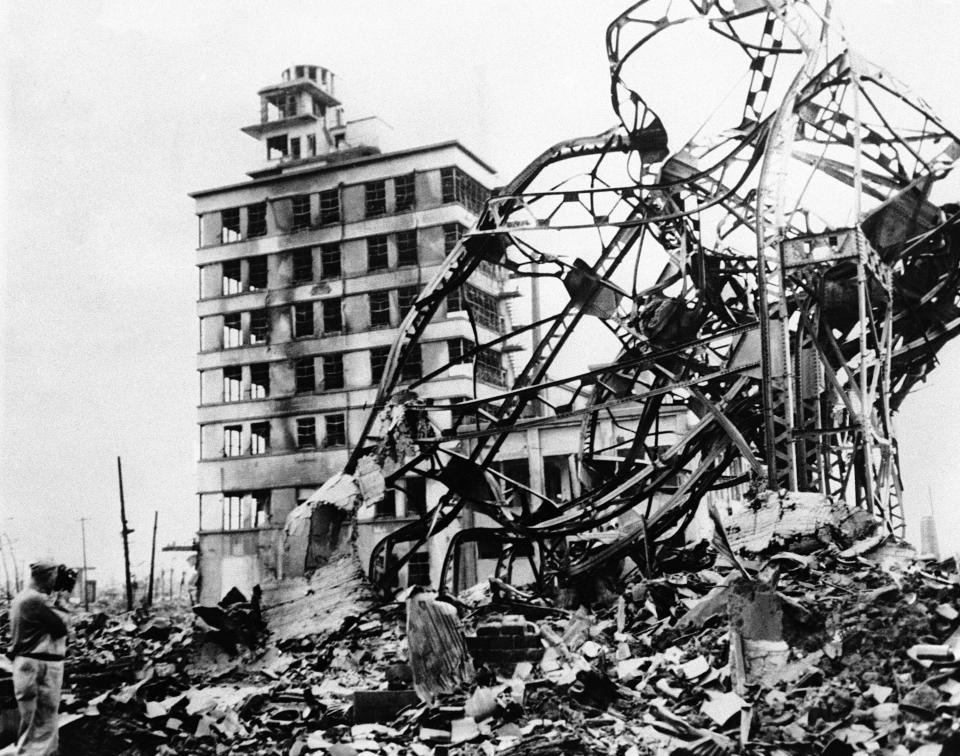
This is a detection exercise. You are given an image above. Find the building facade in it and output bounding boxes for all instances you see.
[190,65,505,602]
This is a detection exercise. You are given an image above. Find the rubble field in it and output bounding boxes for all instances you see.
[3,530,959,755]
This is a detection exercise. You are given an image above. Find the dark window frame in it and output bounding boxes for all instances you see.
[223,312,242,348]
[323,353,345,390]
[221,207,241,244]
[247,203,267,238]
[369,290,391,327]
[222,260,242,296]
[364,180,387,217]
[294,357,315,394]
[249,309,269,344]
[323,298,343,332]
[296,417,317,448]
[367,235,389,272]
[291,194,311,231]
[292,248,314,284]
[224,425,243,457]
[250,421,271,455]
[395,173,416,212]
[320,243,341,279]
[250,363,270,399]
[324,413,347,447]
[398,285,420,316]
[396,230,418,267]
[319,188,340,224]
[223,366,242,402]
[370,346,391,384]
[293,301,315,338]
[247,256,268,291]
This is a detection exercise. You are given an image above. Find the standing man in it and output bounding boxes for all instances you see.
[4,559,70,755]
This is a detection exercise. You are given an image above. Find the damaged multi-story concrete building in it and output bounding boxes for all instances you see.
[189,65,508,602]
[189,65,754,605]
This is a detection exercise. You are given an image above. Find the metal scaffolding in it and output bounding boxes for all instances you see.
[342,0,960,596]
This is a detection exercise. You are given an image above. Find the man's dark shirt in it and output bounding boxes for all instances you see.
[7,588,67,658]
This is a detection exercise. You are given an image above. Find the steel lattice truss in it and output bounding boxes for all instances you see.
[344,0,960,596]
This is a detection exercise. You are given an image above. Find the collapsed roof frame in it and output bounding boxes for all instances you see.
[342,0,960,596]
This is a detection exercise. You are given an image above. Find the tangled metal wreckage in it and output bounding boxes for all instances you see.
[314,0,960,598]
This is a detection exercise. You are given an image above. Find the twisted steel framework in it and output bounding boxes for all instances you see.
[345,0,960,595]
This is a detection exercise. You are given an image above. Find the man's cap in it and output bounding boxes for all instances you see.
[30,558,60,576]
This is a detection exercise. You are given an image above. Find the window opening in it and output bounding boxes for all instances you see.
[223,313,242,348]
[396,230,418,267]
[293,302,314,338]
[223,366,242,401]
[440,167,488,215]
[448,338,474,364]
[294,358,315,393]
[403,477,427,517]
[292,248,313,284]
[398,285,420,316]
[443,222,468,254]
[224,425,242,457]
[365,181,386,217]
[250,309,269,344]
[247,203,267,238]
[323,353,344,390]
[247,256,268,291]
[267,134,288,160]
[400,344,422,382]
[221,208,241,244]
[320,243,341,279]
[324,413,346,447]
[250,421,270,454]
[367,235,388,272]
[296,417,317,448]
[222,260,242,296]
[323,297,342,332]
[319,188,340,224]
[395,173,416,212]
[291,195,311,231]
[250,363,270,399]
[370,346,391,383]
[369,290,391,327]
[407,551,430,586]
[375,490,397,519]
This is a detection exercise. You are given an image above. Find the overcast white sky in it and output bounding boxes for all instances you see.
[2,1,960,587]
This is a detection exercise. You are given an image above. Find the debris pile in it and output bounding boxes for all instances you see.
[4,534,959,755]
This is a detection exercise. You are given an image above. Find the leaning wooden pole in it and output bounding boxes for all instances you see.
[147,511,158,608]
[117,456,134,611]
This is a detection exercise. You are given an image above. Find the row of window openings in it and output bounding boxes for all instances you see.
[221,301,342,348]
[221,413,346,457]
[218,224,467,297]
[216,166,483,245]
[218,339,503,405]
[218,284,500,353]
[286,175,416,232]
[207,477,428,534]
[220,282,426,348]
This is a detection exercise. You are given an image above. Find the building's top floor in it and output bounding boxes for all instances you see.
[192,139,494,202]
[191,141,496,250]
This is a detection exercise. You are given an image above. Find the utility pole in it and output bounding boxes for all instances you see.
[117,456,134,611]
[0,539,11,601]
[147,511,158,608]
[79,518,90,611]
[3,534,21,592]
